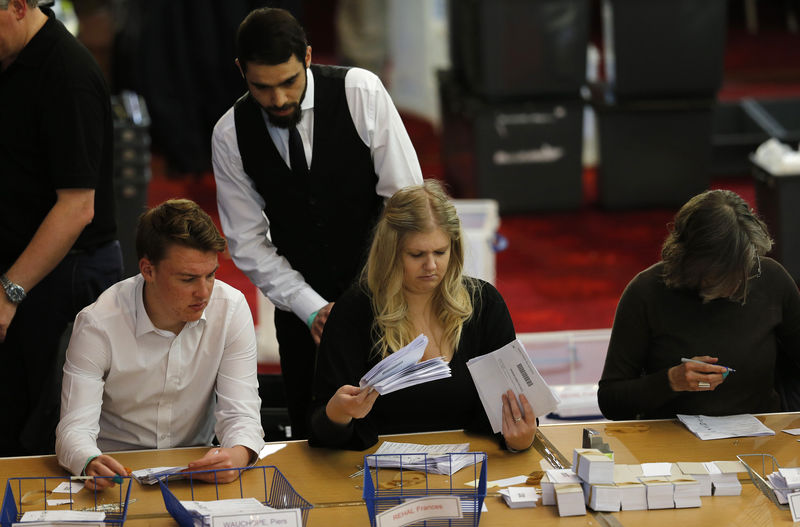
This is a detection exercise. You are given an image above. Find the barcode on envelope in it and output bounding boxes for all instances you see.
[517,364,533,387]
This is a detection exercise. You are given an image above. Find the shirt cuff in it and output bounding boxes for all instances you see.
[290,287,328,325]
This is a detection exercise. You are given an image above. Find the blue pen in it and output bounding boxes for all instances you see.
[681,357,736,378]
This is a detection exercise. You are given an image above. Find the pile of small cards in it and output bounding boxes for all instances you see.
[131,466,187,485]
[498,487,538,509]
[180,498,274,527]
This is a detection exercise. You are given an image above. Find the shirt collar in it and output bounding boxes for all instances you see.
[133,275,207,338]
[301,66,314,111]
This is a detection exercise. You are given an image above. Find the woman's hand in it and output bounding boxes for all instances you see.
[184,446,253,484]
[325,385,379,425]
[667,355,727,392]
[501,390,537,452]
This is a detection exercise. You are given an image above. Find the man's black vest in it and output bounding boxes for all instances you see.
[233,64,383,300]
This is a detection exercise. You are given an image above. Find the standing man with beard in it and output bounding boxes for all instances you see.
[211,7,422,439]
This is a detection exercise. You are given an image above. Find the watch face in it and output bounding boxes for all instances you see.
[5,283,25,304]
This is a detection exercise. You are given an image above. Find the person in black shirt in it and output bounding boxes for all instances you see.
[310,180,536,451]
[598,190,800,420]
[0,0,122,455]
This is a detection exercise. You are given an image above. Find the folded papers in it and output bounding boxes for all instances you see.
[359,334,451,395]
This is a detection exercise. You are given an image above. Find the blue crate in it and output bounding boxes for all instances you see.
[363,452,487,527]
[158,466,311,527]
[1,476,132,527]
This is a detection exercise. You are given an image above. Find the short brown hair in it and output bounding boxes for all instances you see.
[136,199,226,264]
[661,189,773,303]
[236,7,307,72]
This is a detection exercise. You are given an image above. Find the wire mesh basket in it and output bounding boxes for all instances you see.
[158,465,312,527]
[1,476,132,527]
[362,452,487,527]
[737,453,791,510]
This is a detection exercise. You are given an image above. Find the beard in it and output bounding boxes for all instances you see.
[264,68,308,128]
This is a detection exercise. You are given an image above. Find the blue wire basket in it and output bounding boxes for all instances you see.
[1,476,132,527]
[158,465,312,527]
[362,452,488,527]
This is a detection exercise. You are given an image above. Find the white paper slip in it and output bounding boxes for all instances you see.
[785,428,800,435]
[258,443,287,459]
[499,487,538,508]
[779,468,800,487]
[789,491,800,523]
[676,414,775,440]
[20,511,105,522]
[465,474,528,488]
[45,499,73,506]
[51,481,83,494]
[466,338,560,433]
[359,334,452,395]
[641,463,673,477]
[376,496,462,527]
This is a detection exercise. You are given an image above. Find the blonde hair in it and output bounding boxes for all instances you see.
[363,180,475,358]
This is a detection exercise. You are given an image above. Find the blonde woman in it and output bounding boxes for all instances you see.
[309,180,536,451]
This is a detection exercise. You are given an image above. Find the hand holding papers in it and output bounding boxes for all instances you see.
[466,339,560,433]
[359,334,451,395]
[677,413,775,440]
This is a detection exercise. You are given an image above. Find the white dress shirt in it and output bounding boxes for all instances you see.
[56,275,264,476]
[211,66,423,324]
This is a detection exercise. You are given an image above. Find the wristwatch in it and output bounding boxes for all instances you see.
[0,273,26,304]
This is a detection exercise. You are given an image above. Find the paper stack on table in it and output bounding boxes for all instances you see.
[466,338,560,433]
[499,487,538,508]
[132,466,187,485]
[676,462,712,496]
[677,414,775,440]
[554,484,586,517]
[705,461,744,496]
[614,465,647,511]
[640,477,674,509]
[541,469,582,506]
[359,334,451,395]
[366,441,477,476]
[768,468,800,504]
[582,481,620,512]
[180,498,275,527]
[669,475,701,508]
[573,448,614,484]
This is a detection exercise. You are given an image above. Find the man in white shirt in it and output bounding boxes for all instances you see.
[56,199,264,488]
[212,7,422,438]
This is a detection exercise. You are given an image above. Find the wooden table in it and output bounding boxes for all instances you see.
[539,413,800,526]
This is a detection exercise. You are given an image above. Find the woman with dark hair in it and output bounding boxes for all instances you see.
[598,189,800,420]
[309,180,536,451]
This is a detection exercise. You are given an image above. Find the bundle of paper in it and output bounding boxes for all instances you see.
[676,414,775,440]
[554,483,586,517]
[614,465,646,511]
[180,498,273,527]
[767,468,800,504]
[573,448,614,484]
[640,477,674,509]
[365,441,477,476]
[466,339,560,433]
[20,510,105,523]
[131,466,187,485]
[669,475,701,508]
[499,487,538,508]
[541,469,582,506]
[359,334,451,395]
[582,482,620,512]
[676,462,712,496]
[705,461,744,496]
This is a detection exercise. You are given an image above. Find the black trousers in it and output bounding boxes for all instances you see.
[0,241,122,456]
[274,308,317,440]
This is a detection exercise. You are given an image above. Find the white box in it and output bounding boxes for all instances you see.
[453,199,499,285]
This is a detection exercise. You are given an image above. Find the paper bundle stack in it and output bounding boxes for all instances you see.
[676,462,712,496]
[706,461,744,496]
[541,469,582,506]
[669,475,702,508]
[555,483,586,517]
[131,466,187,485]
[767,467,800,504]
[499,487,538,508]
[582,481,621,512]
[614,465,647,511]
[640,477,674,509]
[180,498,274,527]
[573,448,614,484]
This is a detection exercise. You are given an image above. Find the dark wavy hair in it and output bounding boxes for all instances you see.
[661,189,773,303]
[236,7,307,72]
[136,199,226,264]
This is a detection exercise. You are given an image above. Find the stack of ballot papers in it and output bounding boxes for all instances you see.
[768,467,800,504]
[705,461,744,496]
[669,475,701,508]
[19,511,105,523]
[640,477,674,509]
[582,482,620,512]
[359,334,450,394]
[541,469,582,506]
[180,499,274,527]
[498,487,538,508]
[366,441,477,476]
[466,338,560,433]
[614,465,647,511]
[132,466,187,485]
[676,462,712,496]
[573,448,614,484]
[677,413,775,440]
[555,484,586,517]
